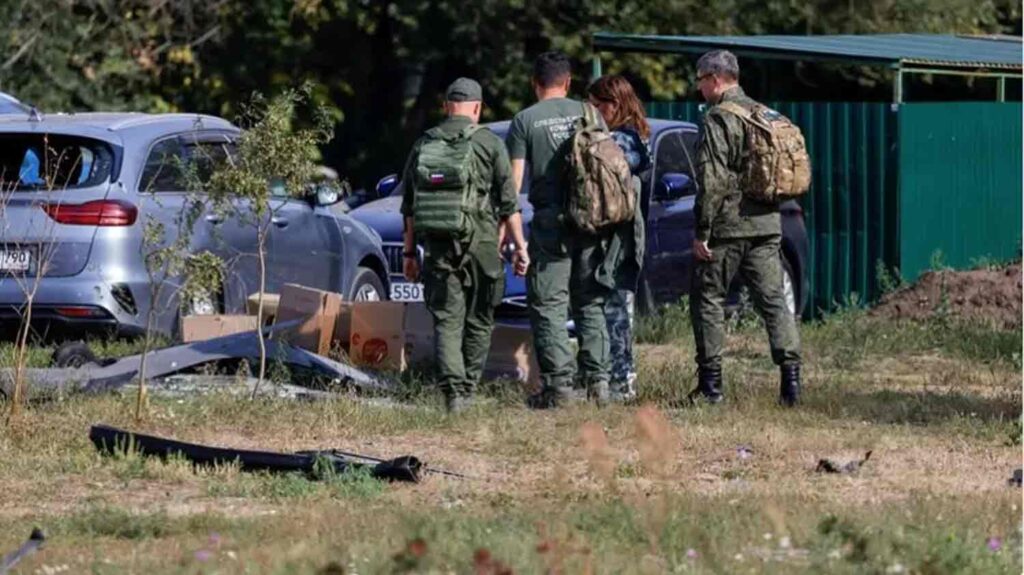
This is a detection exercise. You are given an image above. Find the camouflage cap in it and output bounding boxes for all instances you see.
[445,77,482,102]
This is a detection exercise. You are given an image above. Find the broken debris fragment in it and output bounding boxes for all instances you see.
[89,424,422,482]
[0,528,45,575]
[0,320,393,401]
[815,451,872,474]
[1009,468,1022,487]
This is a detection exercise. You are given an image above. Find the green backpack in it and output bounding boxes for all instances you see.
[412,124,483,239]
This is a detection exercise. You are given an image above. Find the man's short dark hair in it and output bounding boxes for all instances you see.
[697,50,740,81]
[533,51,572,88]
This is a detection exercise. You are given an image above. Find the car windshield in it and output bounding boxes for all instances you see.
[0,93,30,115]
[0,134,115,191]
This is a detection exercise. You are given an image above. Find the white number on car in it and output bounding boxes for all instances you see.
[0,249,32,273]
[390,282,424,302]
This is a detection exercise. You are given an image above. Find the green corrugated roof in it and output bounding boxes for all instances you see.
[593,33,1023,71]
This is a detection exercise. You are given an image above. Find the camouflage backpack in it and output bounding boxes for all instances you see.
[411,124,483,238]
[717,101,811,203]
[565,103,636,234]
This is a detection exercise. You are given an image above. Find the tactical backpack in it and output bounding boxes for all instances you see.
[411,124,483,238]
[716,101,811,203]
[565,103,636,234]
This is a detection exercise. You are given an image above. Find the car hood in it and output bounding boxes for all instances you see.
[350,195,404,241]
[351,194,534,243]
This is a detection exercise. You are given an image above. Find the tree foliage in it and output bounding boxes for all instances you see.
[0,0,1017,188]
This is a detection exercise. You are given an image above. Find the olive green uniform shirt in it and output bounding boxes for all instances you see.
[400,115,519,274]
[505,97,584,212]
[695,86,781,241]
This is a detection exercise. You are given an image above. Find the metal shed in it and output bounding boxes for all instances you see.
[593,33,1023,315]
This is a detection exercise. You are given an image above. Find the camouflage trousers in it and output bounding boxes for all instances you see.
[691,234,801,370]
[604,289,636,396]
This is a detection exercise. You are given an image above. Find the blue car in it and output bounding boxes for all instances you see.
[351,119,809,318]
[0,112,389,339]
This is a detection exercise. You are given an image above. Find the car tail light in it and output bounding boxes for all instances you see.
[54,306,108,318]
[42,200,138,226]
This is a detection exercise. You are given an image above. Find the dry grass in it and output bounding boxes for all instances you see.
[0,313,1020,574]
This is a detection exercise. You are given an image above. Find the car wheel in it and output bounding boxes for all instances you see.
[350,266,385,302]
[184,286,223,316]
[52,341,99,368]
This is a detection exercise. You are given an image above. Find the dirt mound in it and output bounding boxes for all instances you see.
[871,263,1022,329]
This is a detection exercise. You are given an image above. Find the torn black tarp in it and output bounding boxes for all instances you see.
[89,424,422,483]
[0,320,394,401]
[0,528,45,575]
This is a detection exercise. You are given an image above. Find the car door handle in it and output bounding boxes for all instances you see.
[205,214,223,225]
[271,216,289,229]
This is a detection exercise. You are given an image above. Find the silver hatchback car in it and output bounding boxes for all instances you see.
[0,112,389,339]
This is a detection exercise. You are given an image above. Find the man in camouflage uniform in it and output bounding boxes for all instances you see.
[507,51,613,408]
[689,50,802,406]
[401,78,528,413]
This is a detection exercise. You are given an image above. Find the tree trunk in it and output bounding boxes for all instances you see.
[251,230,268,400]
[7,298,32,424]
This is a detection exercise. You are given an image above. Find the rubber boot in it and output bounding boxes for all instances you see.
[779,364,801,407]
[526,386,577,410]
[588,380,610,408]
[688,365,723,405]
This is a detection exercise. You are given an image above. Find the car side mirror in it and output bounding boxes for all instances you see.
[375,174,399,198]
[311,180,349,207]
[654,172,695,201]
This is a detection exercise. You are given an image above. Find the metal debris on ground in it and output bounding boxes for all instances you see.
[89,424,423,482]
[143,375,343,401]
[0,320,394,401]
[0,528,45,574]
[1009,468,1022,487]
[815,451,872,474]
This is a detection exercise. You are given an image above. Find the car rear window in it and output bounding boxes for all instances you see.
[0,134,114,191]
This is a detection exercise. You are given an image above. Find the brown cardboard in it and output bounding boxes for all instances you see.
[332,301,354,348]
[275,284,343,355]
[246,293,281,324]
[349,301,407,370]
[181,315,259,343]
[484,324,541,392]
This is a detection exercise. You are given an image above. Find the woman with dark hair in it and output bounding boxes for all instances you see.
[587,74,651,403]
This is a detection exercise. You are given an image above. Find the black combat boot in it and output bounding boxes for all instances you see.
[779,364,801,407]
[688,365,723,405]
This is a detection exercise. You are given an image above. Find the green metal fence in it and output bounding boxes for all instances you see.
[647,101,900,316]
[898,103,1023,279]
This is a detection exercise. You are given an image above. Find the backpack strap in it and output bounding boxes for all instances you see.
[717,101,772,131]
[581,102,606,130]
[460,124,484,139]
[716,101,753,121]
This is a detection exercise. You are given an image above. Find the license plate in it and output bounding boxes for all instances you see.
[0,249,32,273]
[390,282,424,302]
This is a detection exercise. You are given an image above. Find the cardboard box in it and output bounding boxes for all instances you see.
[246,292,281,324]
[349,301,407,370]
[181,315,259,343]
[275,284,343,355]
[484,323,541,392]
[332,301,354,348]
[348,301,436,371]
